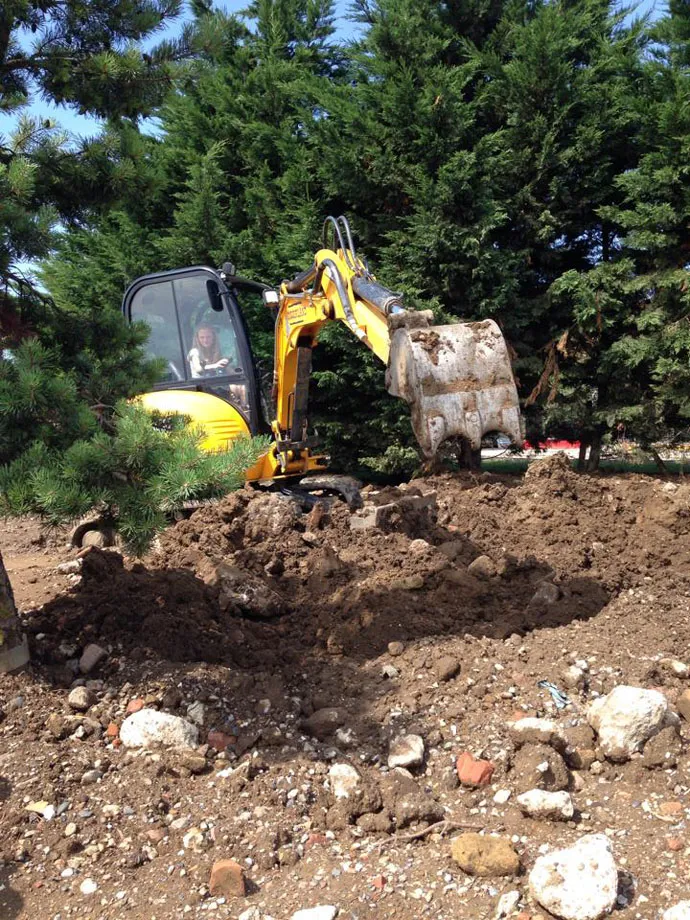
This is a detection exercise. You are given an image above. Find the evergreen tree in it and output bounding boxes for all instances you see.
[0,3,268,672]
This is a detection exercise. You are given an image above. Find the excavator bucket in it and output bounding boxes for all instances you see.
[386,311,522,458]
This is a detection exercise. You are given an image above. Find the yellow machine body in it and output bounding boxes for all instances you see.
[125,215,522,485]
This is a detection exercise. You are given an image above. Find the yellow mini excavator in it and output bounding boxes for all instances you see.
[122,215,521,495]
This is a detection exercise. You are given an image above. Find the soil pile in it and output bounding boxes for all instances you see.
[1,454,690,920]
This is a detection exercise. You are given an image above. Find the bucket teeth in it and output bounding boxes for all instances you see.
[386,315,522,458]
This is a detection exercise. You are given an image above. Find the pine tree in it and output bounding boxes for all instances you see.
[0,3,268,672]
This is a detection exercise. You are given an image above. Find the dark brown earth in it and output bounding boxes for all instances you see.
[1,453,690,920]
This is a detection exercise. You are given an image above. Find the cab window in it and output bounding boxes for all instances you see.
[129,281,185,382]
[173,275,247,379]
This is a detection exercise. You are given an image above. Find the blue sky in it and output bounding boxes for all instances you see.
[0,0,363,142]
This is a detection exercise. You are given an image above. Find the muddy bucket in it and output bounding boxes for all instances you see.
[386,312,522,458]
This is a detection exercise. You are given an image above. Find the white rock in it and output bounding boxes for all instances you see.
[291,908,339,920]
[79,878,98,895]
[496,890,521,918]
[529,834,618,920]
[530,581,560,606]
[663,902,690,920]
[328,763,360,799]
[661,658,690,679]
[79,643,107,674]
[508,717,567,751]
[493,789,512,805]
[562,665,587,690]
[239,909,261,920]
[182,827,207,851]
[517,789,574,821]
[388,734,424,768]
[186,700,206,725]
[68,686,94,711]
[120,709,198,749]
[587,685,668,761]
[56,559,82,575]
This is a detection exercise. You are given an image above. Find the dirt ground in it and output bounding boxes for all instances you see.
[1,454,690,920]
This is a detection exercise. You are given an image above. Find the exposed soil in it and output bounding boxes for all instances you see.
[1,454,690,920]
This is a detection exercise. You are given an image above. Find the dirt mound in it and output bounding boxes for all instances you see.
[24,457,689,675]
[4,456,690,920]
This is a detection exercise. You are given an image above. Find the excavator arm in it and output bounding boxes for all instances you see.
[267,216,522,473]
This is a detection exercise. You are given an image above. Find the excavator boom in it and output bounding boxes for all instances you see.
[271,216,522,466]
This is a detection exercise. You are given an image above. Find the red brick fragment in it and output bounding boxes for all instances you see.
[209,859,245,898]
[456,752,495,787]
[207,730,236,751]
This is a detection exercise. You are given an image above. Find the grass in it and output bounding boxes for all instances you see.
[482,454,689,476]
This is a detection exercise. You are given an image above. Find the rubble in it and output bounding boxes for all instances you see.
[119,708,199,748]
[587,685,669,761]
[529,834,618,920]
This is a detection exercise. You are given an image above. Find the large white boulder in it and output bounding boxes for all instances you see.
[529,834,618,920]
[587,685,668,761]
[120,709,198,749]
[663,904,690,920]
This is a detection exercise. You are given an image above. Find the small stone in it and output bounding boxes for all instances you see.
[659,800,684,817]
[663,903,690,920]
[68,686,94,711]
[79,643,107,674]
[677,689,690,722]
[435,656,461,682]
[667,837,684,852]
[106,722,119,739]
[46,712,68,740]
[126,698,145,714]
[562,666,587,690]
[302,708,343,740]
[496,891,521,919]
[290,907,339,920]
[493,789,512,805]
[186,700,206,725]
[328,763,360,799]
[587,685,668,762]
[64,822,77,837]
[209,858,246,898]
[390,574,425,590]
[80,769,102,785]
[79,879,98,895]
[517,789,574,821]
[120,709,199,749]
[530,581,560,606]
[661,658,690,678]
[529,834,617,920]
[207,730,235,751]
[508,718,567,752]
[388,734,424,768]
[382,664,399,679]
[468,555,496,579]
[183,827,208,851]
[641,724,682,768]
[388,641,405,656]
[456,752,495,787]
[451,833,520,877]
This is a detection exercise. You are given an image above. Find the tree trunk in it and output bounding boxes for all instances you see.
[459,441,482,471]
[0,551,29,673]
[577,437,590,472]
[586,430,602,472]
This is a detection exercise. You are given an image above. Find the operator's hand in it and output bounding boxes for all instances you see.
[217,358,229,368]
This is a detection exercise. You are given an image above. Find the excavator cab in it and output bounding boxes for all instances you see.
[123,267,266,449]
